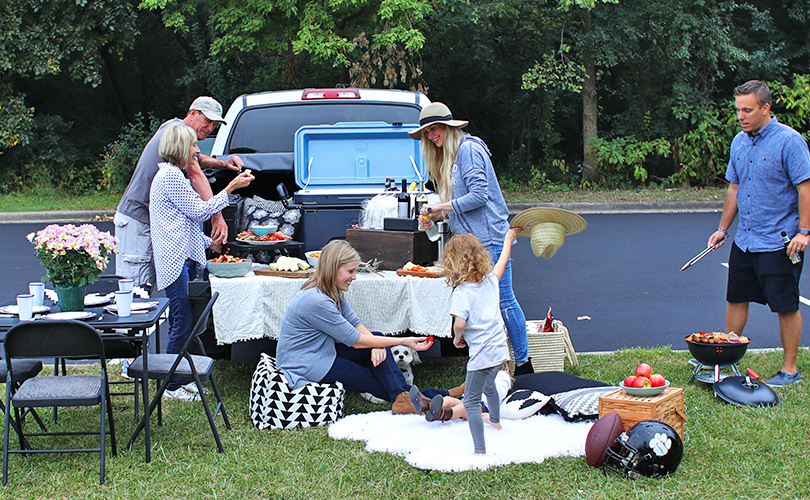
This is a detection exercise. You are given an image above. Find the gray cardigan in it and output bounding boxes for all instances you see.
[448,136,510,247]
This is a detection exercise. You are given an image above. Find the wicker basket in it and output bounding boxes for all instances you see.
[509,319,578,373]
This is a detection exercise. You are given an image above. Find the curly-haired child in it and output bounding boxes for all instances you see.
[435,228,522,454]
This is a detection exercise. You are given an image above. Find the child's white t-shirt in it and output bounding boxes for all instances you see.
[449,273,509,371]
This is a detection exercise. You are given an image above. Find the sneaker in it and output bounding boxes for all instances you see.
[181,382,210,395]
[765,370,801,387]
[121,359,132,379]
[162,387,201,401]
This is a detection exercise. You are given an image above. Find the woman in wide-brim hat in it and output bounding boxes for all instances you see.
[410,102,533,376]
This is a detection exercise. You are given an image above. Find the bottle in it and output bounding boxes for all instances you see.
[397,179,410,218]
[423,208,440,241]
[384,177,392,191]
[781,231,802,266]
[414,179,428,219]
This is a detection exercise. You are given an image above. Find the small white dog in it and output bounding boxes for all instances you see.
[361,345,422,404]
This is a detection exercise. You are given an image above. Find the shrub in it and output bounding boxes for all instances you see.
[101,113,164,193]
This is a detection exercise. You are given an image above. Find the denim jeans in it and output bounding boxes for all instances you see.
[321,334,448,402]
[486,244,529,364]
[164,259,197,390]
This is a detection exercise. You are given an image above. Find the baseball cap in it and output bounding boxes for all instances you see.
[189,96,227,125]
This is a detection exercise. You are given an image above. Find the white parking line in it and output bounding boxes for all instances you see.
[721,261,810,306]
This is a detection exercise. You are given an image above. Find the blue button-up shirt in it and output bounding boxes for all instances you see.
[726,117,810,252]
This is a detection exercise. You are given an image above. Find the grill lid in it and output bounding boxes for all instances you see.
[713,369,780,407]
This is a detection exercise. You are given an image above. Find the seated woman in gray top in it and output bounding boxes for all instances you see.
[277,239,462,414]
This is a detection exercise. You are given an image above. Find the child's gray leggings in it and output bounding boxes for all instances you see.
[462,365,501,454]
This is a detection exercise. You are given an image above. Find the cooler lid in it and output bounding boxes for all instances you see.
[294,122,425,190]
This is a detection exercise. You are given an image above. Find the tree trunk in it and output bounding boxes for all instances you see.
[582,11,599,183]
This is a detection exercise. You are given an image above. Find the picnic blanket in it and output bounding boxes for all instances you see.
[328,411,593,472]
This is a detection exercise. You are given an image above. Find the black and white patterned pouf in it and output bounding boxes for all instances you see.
[250,354,345,430]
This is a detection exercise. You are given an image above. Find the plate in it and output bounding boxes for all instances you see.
[41,311,97,321]
[104,301,160,313]
[241,239,285,245]
[84,293,113,307]
[619,380,670,397]
[0,305,51,315]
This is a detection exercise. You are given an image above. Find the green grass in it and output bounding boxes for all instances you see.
[0,186,729,213]
[1,348,808,499]
[0,189,121,212]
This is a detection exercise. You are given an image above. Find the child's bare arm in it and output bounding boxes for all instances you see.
[493,228,522,280]
[453,315,467,348]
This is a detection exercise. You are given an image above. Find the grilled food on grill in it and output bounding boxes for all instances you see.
[685,331,750,344]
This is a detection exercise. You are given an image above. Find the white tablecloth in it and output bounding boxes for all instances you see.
[210,270,452,344]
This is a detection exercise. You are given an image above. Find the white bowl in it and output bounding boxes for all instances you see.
[305,250,321,268]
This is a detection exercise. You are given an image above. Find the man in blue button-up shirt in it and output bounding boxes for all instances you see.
[708,80,810,387]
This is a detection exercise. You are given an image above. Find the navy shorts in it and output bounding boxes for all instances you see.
[727,242,803,312]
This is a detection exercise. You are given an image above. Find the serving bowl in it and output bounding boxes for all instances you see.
[620,380,670,397]
[207,259,253,278]
[250,224,278,236]
[305,250,321,268]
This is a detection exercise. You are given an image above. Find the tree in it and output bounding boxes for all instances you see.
[140,0,439,90]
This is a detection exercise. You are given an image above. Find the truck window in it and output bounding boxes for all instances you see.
[226,103,420,154]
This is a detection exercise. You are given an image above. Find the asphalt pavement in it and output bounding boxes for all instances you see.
[12,199,805,358]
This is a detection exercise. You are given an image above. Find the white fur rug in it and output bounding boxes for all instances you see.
[328,411,593,472]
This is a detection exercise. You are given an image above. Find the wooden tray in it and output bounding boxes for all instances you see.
[396,269,441,278]
[254,268,315,279]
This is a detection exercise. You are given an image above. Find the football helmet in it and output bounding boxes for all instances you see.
[602,420,683,479]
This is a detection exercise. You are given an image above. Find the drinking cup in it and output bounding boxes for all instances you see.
[114,290,133,317]
[16,294,34,321]
[28,282,45,307]
[118,278,135,292]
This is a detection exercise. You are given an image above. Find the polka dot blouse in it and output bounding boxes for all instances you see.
[149,163,228,291]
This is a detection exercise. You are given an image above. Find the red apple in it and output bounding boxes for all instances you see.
[635,363,653,379]
[632,376,651,388]
[650,374,666,387]
[623,375,637,387]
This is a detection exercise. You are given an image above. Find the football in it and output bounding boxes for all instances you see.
[585,412,625,468]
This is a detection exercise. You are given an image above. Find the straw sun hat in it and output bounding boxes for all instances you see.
[408,102,469,140]
[510,208,587,259]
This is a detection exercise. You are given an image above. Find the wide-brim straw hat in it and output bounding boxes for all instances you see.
[408,102,469,140]
[510,208,587,259]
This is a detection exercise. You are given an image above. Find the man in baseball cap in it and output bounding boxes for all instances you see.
[114,96,244,290]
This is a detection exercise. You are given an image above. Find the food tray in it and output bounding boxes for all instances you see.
[254,268,315,279]
[599,387,687,439]
[396,269,441,278]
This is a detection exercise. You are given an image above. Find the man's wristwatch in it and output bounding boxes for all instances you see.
[798,228,810,236]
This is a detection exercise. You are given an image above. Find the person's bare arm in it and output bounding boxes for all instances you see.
[709,183,739,248]
[787,179,810,258]
[186,157,228,243]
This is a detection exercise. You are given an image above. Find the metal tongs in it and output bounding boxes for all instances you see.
[680,238,724,272]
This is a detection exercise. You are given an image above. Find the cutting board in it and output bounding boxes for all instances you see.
[254,268,315,279]
[396,269,441,278]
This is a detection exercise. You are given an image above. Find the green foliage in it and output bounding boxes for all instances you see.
[671,106,738,187]
[0,90,34,150]
[769,74,810,141]
[522,45,586,94]
[589,136,671,184]
[101,114,164,193]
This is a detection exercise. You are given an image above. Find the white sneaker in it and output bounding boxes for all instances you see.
[121,359,132,379]
[162,387,201,401]
[181,382,210,395]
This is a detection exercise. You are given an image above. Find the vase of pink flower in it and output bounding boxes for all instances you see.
[27,224,118,311]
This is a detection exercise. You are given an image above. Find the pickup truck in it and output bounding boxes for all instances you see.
[207,88,431,199]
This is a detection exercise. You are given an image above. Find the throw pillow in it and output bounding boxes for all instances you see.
[550,386,619,422]
[500,389,551,420]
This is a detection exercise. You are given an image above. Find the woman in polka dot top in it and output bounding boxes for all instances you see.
[150,124,254,399]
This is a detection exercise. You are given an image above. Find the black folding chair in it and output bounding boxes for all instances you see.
[0,359,47,446]
[126,292,231,462]
[3,320,117,486]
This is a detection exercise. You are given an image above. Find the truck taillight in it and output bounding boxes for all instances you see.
[302,89,361,100]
